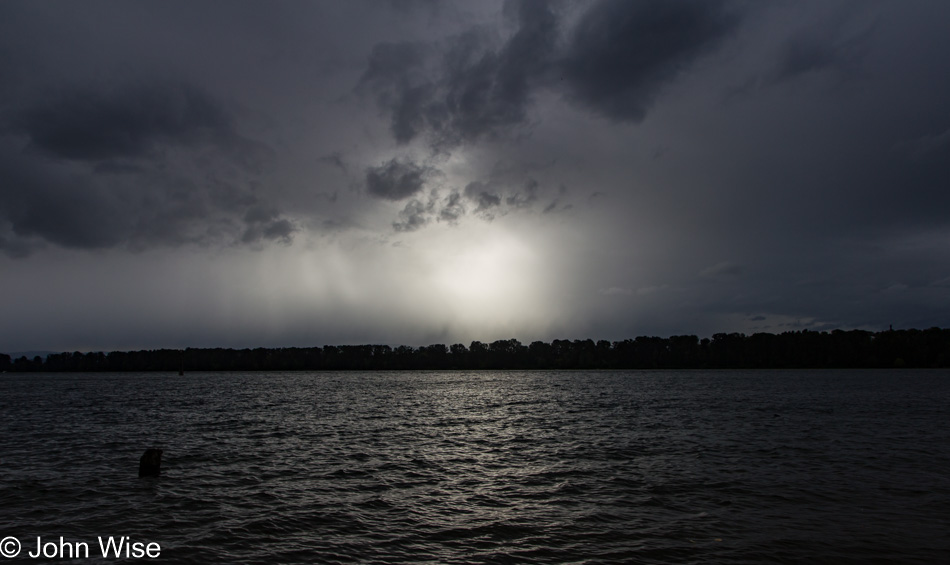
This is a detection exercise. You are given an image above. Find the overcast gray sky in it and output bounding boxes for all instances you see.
[2,0,949,352]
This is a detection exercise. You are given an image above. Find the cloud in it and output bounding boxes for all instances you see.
[393,198,431,232]
[560,0,737,122]
[464,181,501,214]
[378,173,549,230]
[438,0,558,142]
[392,189,469,231]
[365,158,433,200]
[439,191,465,223]
[506,178,539,208]
[362,0,743,158]
[11,82,235,161]
[0,79,291,257]
[361,0,558,148]
[0,153,130,253]
[360,41,435,144]
[361,41,431,143]
[241,206,297,245]
[0,158,295,258]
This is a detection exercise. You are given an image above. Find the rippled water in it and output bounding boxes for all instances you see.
[1,370,948,563]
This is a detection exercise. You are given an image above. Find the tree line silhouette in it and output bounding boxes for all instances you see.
[3,328,949,372]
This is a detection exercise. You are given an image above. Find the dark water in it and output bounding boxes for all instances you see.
[1,370,948,564]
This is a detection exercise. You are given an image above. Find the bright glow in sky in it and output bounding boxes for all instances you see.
[429,223,543,330]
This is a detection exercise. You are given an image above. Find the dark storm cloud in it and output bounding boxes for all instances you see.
[0,149,294,257]
[0,79,292,257]
[365,158,433,200]
[11,82,233,161]
[356,0,747,240]
[0,154,128,253]
[393,198,432,232]
[391,188,473,231]
[362,0,558,147]
[463,181,502,214]
[363,0,740,153]
[561,0,736,122]
[241,206,297,245]
[397,174,553,226]
[439,191,465,223]
[506,178,539,208]
[438,0,557,142]
[360,41,433,144]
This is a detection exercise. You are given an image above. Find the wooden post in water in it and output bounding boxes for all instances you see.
[138,448,162,477]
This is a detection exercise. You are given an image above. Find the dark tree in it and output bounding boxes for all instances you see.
[9,327,950,372]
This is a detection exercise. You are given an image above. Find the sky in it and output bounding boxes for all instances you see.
[2,0,949,353]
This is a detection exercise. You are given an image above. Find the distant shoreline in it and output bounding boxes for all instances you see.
[3,328,949,371]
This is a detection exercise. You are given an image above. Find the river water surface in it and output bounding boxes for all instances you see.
[1,370,948,563]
